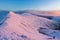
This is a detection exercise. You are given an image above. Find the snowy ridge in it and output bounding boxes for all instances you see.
[0,11,60,40]
[15,10,60,22]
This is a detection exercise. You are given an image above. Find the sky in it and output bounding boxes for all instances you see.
[0,0,60,11]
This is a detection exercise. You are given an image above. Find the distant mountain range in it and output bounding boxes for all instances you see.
[0,10,60,22]
[13,10,60,22]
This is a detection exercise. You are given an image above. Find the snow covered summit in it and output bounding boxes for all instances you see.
[0,11,60,40]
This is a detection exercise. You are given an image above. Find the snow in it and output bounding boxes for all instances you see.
[16,10,60,22]
[52,16,60,22]
[0,11,60,40]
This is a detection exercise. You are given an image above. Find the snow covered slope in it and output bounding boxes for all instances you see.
[14,10,60,22]
[0,11,60,40]
[0,11,9,25]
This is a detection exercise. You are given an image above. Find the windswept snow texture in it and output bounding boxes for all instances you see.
[0,11,60,40]
[14,10,60,22]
